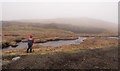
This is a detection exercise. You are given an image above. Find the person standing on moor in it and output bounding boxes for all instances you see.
[27,35,34,53]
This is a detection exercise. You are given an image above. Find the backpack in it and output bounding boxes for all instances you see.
[28,38,33,46]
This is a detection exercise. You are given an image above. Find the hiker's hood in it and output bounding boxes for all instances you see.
[30,35,33,38]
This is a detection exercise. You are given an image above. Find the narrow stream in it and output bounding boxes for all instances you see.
[2,36,119,51]
[2,37,86,51]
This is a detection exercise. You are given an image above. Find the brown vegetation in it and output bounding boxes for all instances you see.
[2,38,118,56]
[2,21,118,48]
[2,23,76,48]
[2,38,118,69]
[2,21,118,69]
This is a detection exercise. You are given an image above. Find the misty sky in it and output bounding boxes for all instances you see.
[1,2,118,24]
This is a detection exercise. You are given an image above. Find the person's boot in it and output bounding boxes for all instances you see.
[30,49,32,53]
[27,51,29,53]
[27,49,29,53]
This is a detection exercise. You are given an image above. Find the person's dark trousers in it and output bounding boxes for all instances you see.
[27,45,32,53]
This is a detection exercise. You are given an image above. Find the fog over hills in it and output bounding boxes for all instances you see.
[3,18,118,34]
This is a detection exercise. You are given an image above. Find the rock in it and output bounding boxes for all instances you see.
[12,57,20,61]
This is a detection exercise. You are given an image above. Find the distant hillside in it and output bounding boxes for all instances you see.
[2,18,118,34]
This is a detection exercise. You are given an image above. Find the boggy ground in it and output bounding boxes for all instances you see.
[2,22,80,48]
[2,47,118,69]
[2,23,118,48]
[2,38,118,69]
[2,38,118,55]
[2,29,77,48]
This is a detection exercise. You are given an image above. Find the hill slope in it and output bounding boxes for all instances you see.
[2,18,118,34]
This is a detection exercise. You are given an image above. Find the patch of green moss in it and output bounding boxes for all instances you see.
[64,49,86,53]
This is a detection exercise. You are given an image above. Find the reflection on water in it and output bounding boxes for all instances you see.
[2,36,119,51]
[3,42,28,51]
[38,37,86,47]
[3,37,86,51]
